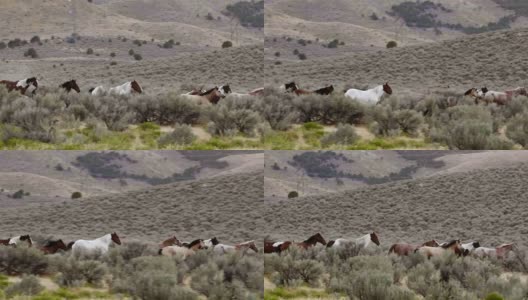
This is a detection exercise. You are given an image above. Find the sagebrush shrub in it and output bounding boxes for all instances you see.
[321,124,359,147]
[4,275,44,298]
[0,247,48,276]
[158,124,197,146]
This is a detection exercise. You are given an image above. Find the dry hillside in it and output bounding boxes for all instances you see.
[266,27,528,93]
[264,163,528,250]
[0,171,264,244]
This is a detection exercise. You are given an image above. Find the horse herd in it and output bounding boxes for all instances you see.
[0,233,258,259]
[264,232,516,260]
[0,77,266,106]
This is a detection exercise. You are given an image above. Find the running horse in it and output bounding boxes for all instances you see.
[473,243,514,259]
[264,240,293,254]
[345,83,392,105]
[415,240,463,258]
[0,235,33,247]
[477,87,527,106]
[181,86,224,105]
[159,235,182,248]
[280,82,299,93]
[388,240,440,256]
[159,239,205,258]
[327,232,381,249]
[204,237,259,254]
[219,85,264,97]
[0,77,39,95]
[71,232,121,256]
[60,79,81,93]
[294,85,335,96]
[108,80,143,95]
[293,233,327,249]
[40,239,69,254]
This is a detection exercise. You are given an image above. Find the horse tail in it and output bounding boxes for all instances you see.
[89,87,95,93]
[158,248,163,255]
[388,244,396,254]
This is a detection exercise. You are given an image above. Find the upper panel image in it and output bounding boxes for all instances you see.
[264,0,528,150]
[0,0,264,150]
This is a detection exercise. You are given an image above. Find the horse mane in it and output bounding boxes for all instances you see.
[186,239,203,248]
[67,241,75,249]
[441,240,458,248]
[464,88,475,96]
[211,237,219,246]
[326,240,335,248]
[304,233,321,244]
[89,87,95,93]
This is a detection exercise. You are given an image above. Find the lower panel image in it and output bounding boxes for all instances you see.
[0,151,264,299]
[264,151,528,300]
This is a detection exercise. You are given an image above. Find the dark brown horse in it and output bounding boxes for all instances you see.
[389,240,440,256]
[294,233,327,249]
[40,239,69,254]
[60,79,81,93]
[314,85,334,95]
[264,240,292,253]
[284,82,299,93]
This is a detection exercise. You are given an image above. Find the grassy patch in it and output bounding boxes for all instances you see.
[0,274,9,290]
[265,287,334,300]
[32,288,115,300]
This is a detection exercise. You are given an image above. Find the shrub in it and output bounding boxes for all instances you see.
[93,97,134,131]
[327,39,339,48]
[110,52,116,57]
[54,258,107,287]
[506,113,528,148]
[134,54,143,61]
[274,51,280,57]
[256,89,298,130]
[86,48,94,55]
[298,53,307,60]
[387,41,398,48]
[288,191,298,198]
[208,106,260,136]
[158,124,197,147]
[5,275,44,298]
[486,293,504,300]
[0,42,6,49]
[12,189,25,199]
[131,271,198,300]
[24,48,38,58]
[222,41,233,48]
[158,94,203,125]
[30,36,41,44]
[321,124,359,147]
[128,49,135,56]
[71,191,82,199]
[0,247,49,275]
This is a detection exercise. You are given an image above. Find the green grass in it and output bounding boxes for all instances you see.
[32,288,115,300]
[264,287,334,300]
[0,274,9,290]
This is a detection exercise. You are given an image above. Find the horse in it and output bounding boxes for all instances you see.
[294,233,327,249]
[416,240,463,258]
[344,83,392,105]
[89,86,106,96]
[327,232,380,249]
[160,236,182,248]
[464,88,479,98]
[473,243,514,259]
[205,237,259,254]
[60,80,80,93]
[40,239,69,254]
[461,241,480,256]
[280,82,299,93]
[184,88,206,95]
[388,240,440,256]
[4,235,33,247]
[264,240,293,254]
[0,77,39,95]
[477,87,527,105]
[181,86,223,105]
[71,232,121,256]
[220,85,264,97]
[108,80,143,95]
[313,85,334,95]
[159,239,205,258]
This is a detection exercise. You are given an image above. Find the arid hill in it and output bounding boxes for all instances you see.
[0,171,264,244]
[264,163,528,249]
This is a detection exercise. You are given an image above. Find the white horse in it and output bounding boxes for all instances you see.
[90,86,106,96]
[71,233,121,256]
[345,83,392,105]
[8,235,33,247]
[473,244,514,259]
[108,80,143,96]
[16,78,38,95]
[327,232,380,249]
[461,241,480,255]
[204,238,258,254]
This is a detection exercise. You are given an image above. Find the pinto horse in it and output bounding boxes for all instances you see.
[160,236,182,248]
[461,241,480,256]
[473,243,514,259]
[108,80,143,95]
[181,86,223,105]
[71,232,121,256]
[264,240,293,254]
[477,87,527,106]
[40,239,69,254]
[327,232,380,249]
[159,239,205,258]
[345,83,392,105]
[388,240,440,256]
[0,77,39,95]
[416,240,463,258]
[1,235,33,247]
[60,80,80,93]
[280,82,299,93]
[220,85,264,97]
[205,237,259,254]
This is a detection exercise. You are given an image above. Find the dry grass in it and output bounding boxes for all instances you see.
[0,171,264,244]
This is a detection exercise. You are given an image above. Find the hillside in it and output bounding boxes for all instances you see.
[0,151,262,207]
[264,163,528,249]
[265,0,528,60]
[265,151,528,198]
[0,171,264,244]
[265,26,528,93]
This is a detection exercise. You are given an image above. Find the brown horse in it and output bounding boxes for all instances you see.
[60,79,80,93]
[40,239,69,254]
[160,236,182,248]
[293,85,334,96]
[416,240,463,258]
[389,240,440,256]
[235,240,259,253]
[294,233,327,249]
[159,239,205,258]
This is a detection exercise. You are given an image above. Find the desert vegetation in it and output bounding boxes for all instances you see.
[265,246,528,300]
[0,241,263,300]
